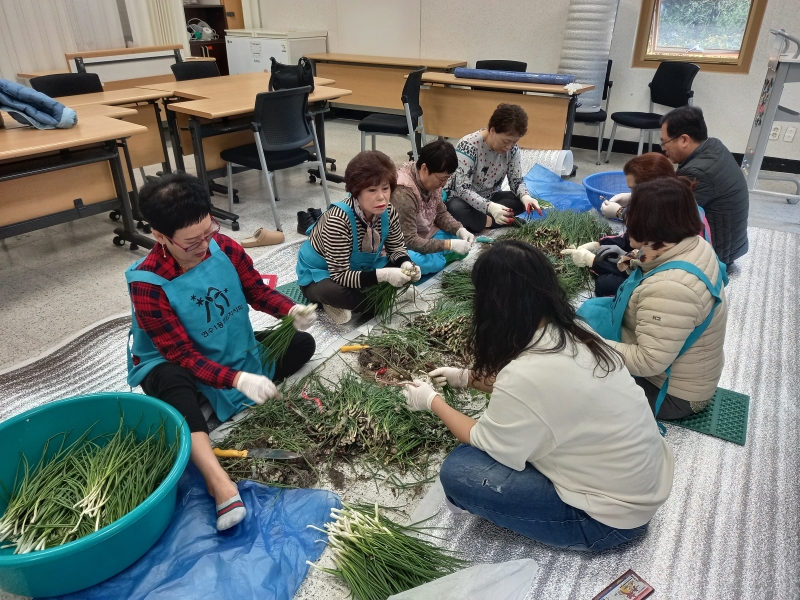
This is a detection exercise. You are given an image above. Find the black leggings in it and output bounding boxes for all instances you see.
[446,191,524,234]
[300,258,405,315]
[633,377,694,420]
[141,330,316,433]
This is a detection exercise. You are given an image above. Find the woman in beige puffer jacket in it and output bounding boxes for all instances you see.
[605,177,728,420]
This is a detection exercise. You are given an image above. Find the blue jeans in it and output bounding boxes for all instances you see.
[406,230,463,275]
[439,445,648,552]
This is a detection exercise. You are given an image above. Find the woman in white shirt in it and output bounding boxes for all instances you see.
[403,241,674,551]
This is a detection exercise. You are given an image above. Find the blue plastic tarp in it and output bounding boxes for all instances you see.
[42,464,340,600]
[517,164,593,220]
[453,68,575,85]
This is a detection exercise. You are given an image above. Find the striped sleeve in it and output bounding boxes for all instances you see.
[309,206,377,289]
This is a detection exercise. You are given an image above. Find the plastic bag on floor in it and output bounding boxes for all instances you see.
[43,463,341,600]
[387,558,538,600]
[518,163,593,220]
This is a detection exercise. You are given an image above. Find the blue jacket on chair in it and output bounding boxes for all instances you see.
[0,78,77,129]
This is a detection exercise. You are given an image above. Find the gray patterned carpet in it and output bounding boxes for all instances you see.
[0,227,796,599]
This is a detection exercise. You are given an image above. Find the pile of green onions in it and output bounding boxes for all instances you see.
[360,282,411,323]
[307,503,466,600]
[439,269,474,303]
[257,315,296,367]
[0,419,176,554]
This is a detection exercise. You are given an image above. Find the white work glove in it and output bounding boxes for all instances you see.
[609,192,631,207]
[456,228,475,244]
[448,238,472,255]
[601,200,623,220]
[402,380,440,411]
[487,202,514,225]
[376,267,413,287]
[520,194,543,216]
[577,241,600,252]
[235,372,279,404]
[288,303,318,331]
[400,261,422,282]
[429,367,469,389]
[560,246,596,268]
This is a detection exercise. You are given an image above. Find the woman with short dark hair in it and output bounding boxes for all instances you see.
[402,241,673,551]
[126,172,316,531]
[296,151,420,324]
[577,177,728,420]
[444,103,542,234]
[390,140,475,275]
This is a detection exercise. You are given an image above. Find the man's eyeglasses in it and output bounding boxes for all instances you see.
[167,217,220,253]
[660,136,679,147]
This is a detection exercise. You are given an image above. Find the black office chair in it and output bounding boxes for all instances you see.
[605,61,699,161]
[474,60,528,95]
[169,60,239,206]
[171,61,221,81]
[220,87,331,231]
[358,67,427,161]
[574,60,613,165]
[30,73,103,97]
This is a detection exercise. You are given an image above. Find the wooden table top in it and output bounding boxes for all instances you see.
[137,72,335,99]
[420,72,595,95]
[55,87,174,107]
[307,53,467,69]
[0,115,146,161]
[16,68,69,79]
[167,85,353,119]
[72,104,139,119]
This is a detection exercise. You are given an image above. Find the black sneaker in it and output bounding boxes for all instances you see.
[307,207,323,221]
[297,211,315,235]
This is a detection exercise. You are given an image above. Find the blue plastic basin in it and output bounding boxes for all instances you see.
[0,393,191,597]
[582,171,631,212]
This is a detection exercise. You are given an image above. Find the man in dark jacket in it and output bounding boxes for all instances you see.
[660,106,749,265]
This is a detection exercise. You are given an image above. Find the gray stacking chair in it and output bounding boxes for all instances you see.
[358,67,427,161]
[219,86,331,231]
[606,61,699,160]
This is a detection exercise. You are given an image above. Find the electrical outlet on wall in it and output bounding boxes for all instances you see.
[770,125,781,140]
[784,127,797,143]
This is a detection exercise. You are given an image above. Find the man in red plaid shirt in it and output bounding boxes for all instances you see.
[126,172,317,531]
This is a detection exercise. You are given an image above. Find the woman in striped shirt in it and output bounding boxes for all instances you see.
[296,151,421,324]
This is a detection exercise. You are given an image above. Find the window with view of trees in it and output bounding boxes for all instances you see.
[633,0,768,73]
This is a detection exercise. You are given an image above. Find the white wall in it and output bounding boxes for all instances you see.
[258,0,799,160]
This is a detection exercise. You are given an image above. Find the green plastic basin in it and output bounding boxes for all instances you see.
[0,392,191,597]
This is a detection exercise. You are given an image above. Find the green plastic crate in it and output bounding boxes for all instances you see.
[666,387,750,446]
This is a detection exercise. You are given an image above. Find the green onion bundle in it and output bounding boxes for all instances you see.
[412,299,473,363]
[360,282,411,323]
[257,315,296,367]
[307,503,466,600]
[505,209,611,248]
[439,269,474,303]
[0,419,176,554]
